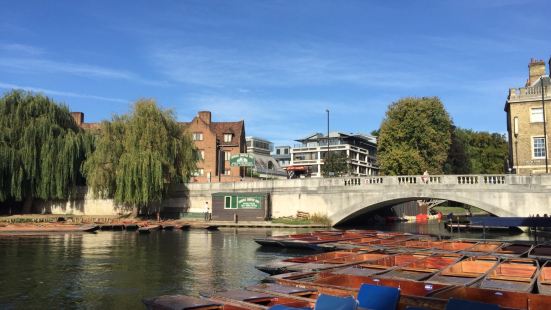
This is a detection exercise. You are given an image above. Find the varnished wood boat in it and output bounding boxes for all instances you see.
[427,256,499,286]
[378,253,463,281]
[143,294,249,310]
[255,250,361,274]
[528,244,551,261]
[537,260,551,295]
[492,243,532,258]
[205,289,314,309]
[0,224,99,233]
[460,242,504,256]
[430,240,478,252]
[285,252,390,273]
[138,225,161,233]
[329,253,430,277]
[478,258,539,292]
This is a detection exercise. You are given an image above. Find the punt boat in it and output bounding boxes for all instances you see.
[537,260,551,295]
[284,252,390,273]
[378,253,463,281]
[460,241,504,256]
[426,256,499,286]
[255,250,361,275]
[138,225,161,233]
[478,258,539,292]
[430,240,478,252]
[528,244,551,261]
[492,242,533,259]
[329,253,430,277]
[204,288,314,309]
[143,294,250,310]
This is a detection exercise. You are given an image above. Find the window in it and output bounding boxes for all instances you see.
[224,196,235,209]
[224,169,231,175]
[533,137,546,158]
[284,148,289,154]
[192,132,203,141]
[196,150,205,160]
[224,151,231,161]
[276,149,280,155]
[531,108,544,123]
[192,168,204,176]
[224,133,233,143]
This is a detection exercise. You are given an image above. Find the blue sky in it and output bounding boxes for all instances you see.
[1,1,550,146]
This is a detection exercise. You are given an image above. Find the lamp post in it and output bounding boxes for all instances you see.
[541,76,549,173]
[326,109,330,176]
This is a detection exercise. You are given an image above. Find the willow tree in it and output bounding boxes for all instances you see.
[0,90,91,212]
[378,97,452,175]
[83,99,197,215]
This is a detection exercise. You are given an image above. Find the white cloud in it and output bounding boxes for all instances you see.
[0,82,129,104]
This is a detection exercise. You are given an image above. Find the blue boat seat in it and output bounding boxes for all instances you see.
[357,283,400,310]
[314,294,358,310]
[445,298,499,310]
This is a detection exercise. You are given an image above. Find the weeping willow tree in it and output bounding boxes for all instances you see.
[0,90,92,213]
[83,99,197,215]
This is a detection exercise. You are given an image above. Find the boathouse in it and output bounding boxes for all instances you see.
[211,192,270,221]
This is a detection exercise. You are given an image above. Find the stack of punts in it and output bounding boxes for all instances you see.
[478,258,539,292]
[492,242,533,258]
[459,241,504,256]
[256,250,363,275]
[529,244,551,261]
[430,240,479,253]
[328,253,431,277]
[377,253,464,281]
[538,260,551,295]
[426,256,499,286]
[203,289,316,309]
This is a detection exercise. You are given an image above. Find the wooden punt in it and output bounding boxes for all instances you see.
[378,253,464,281]
[430,240,478,252]
[255,250,360,275]
[330,253,430,277]
[427,256,499,286]
[138,225,161,233]
[478,258,539,292]
[431,286,551,310]
[492,243,532,258]
[460,242,504,256]
[206,289,314,309]
[537,260,551,295]
[528,244,551,261]
[286,252,390,273]
[143,294,250,310]
[0,224,99,233]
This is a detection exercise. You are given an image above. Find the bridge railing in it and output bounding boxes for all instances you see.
[342,174,514,187]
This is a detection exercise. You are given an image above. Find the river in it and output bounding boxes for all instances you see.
[0,223,547,309]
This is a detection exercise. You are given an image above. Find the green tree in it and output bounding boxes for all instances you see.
[322,152,349,177]
[83,99,197,215]
[0,90,91,212]
[378,97,452,175]
[446,128,507,174]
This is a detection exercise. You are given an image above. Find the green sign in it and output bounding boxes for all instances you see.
[237,196,262,209]
[230,153,255,167]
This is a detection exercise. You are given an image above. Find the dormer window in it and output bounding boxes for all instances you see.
[224,133,233,143]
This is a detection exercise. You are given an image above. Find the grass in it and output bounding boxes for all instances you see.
[271,213,332,226]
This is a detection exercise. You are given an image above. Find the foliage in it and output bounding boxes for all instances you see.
[83,99,197,210]
[321,151,349,177]
[378,97,452,175]
[271,213,332,226]
[0,90,91,205]
[445,128,507,174]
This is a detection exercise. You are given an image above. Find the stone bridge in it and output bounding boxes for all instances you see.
[180,174,551,225]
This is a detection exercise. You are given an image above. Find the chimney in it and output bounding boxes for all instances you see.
[70,112,84,126]
[527,58,546,86]
[197,111,211,124]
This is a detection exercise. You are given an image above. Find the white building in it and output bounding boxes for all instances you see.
[289,132,379,178]
[245,136,286,179]
[272,145,291,168]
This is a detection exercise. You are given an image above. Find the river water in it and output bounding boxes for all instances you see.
[0,223,547,309]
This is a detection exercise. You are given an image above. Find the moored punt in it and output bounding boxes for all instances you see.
[247,283,322,299]
[162,224,176,230]
[285,252,390,273]
[0,224,99,233]
[478,258,539,292]
[537,260,551,295]
[124,224,139,230]
[430,240,478,252]
[138,225,161,233]
[460,242,504,256]
[378,253,463,281]
[330,253,430,277]
[427,256,499,286]
[205,289,314,309]
[255,250,361,275]
[143,294,250,310]
[431,286,551,310]
[492,243,532,259]
[528,244,551,261]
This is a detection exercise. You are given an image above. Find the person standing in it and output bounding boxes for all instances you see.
[204,201,210,221]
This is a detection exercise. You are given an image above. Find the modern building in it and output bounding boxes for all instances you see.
[288,132,379,178]
[245,136,286,179]
[182,111,246,183]
[272,146,291,168]
[505,58,550,175]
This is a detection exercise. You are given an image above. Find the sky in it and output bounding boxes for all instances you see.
[1,0,550,146]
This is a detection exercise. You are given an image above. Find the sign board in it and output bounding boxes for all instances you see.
[237,196,262,209]
[230,153,255,167]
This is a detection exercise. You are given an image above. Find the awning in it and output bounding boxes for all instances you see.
[285,165,308,171]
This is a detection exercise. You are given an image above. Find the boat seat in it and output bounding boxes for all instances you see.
[486,274,531,282]
[445,298,499,310]
[357,283,400,310]
[314,294,358,310]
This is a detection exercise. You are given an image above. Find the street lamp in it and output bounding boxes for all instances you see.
[541,76,549,173]
[326,109,330,177]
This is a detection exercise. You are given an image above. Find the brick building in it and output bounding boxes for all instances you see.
[505,58,551,175]
[70,112,99,130]
[181,111,246,183]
